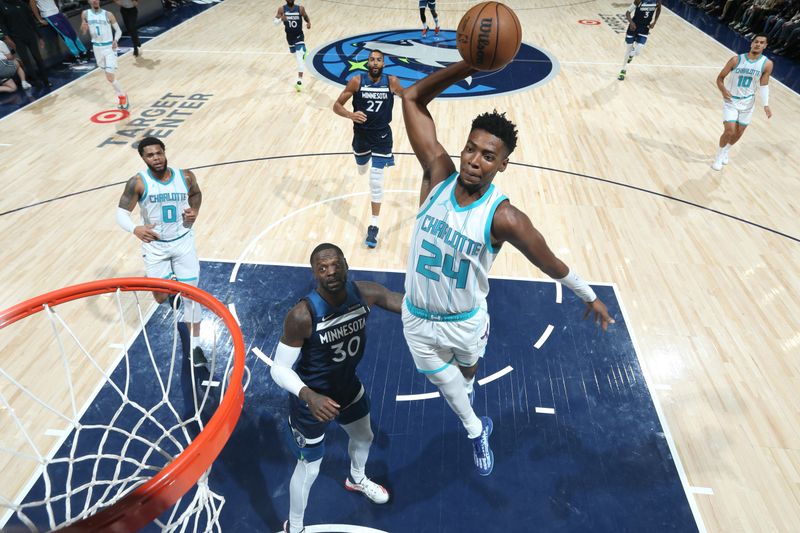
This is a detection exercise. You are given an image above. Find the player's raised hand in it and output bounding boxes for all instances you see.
[134,224,160,243]
[582,299,615,331]
[351,111,368,124]
[303,389,340,422]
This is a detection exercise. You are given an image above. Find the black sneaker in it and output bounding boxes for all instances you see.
[192,346,208,369]
[365,225,379,248]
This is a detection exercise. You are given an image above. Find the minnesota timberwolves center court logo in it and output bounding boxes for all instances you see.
[308,29,558,99]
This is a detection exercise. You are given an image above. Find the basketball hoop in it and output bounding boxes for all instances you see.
[0,278,245,532]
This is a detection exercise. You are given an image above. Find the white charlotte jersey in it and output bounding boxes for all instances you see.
[85,9,113,46]
[138,167,191,242]
[405,173,508,316]
[726,53,767,100]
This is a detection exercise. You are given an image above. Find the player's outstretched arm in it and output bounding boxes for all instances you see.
[272,303,341,421]
[402,60,476,202]
[333,76,366,124]
[355,281,403,314]
[492,202,615,330]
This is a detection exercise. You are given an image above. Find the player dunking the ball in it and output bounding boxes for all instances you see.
[401,60,615,476]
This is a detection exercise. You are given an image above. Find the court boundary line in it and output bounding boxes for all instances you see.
[613,282,708,532]
[2,152,796,244]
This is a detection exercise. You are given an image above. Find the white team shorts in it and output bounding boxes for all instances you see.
[401,299,490,376]
[94,45,118,72]
[723,97,755,126]
[141,232,199,282]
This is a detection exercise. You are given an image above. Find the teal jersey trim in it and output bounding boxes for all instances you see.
[416,172,457,220]
[405,299,478,322]
[158,231,191,243]
[483,195,508,254]
[451,182,496,212]
[416,355,456,374]
[147,167,176,186]
[178,168,189,192]
[138,171,148,203]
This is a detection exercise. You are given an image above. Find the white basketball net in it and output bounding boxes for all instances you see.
[0,288,243,532]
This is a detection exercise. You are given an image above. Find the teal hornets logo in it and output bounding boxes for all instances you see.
[308,30,559,99]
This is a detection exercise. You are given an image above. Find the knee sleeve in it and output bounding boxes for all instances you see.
[295,49,305,72]
[357,162,369,175]
[369,166,384,203]
[633,42,644,55]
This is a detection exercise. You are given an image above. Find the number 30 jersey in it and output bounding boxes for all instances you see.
[138,167,190,242]
[296,281,370,405]
[405,173,508,316]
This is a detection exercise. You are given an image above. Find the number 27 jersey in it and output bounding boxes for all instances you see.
[405,173,508,315]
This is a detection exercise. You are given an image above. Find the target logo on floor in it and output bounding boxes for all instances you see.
[90,109,130,124]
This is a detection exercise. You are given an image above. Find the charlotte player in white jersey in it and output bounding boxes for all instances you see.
[711,34,773,171]
[402,61,614,476]
[116,137,207,366]
[81,0,128,109]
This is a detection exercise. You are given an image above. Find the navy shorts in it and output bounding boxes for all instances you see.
[625,28,650,44]
[352,127,394,169]
[288,384,370,442]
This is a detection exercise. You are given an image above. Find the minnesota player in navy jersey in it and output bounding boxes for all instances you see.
[402,62,615,476]
[273,0,310,92]
[333,50,404,248]
[271,243,403,533]
[618,0,661,81]
[419,0,440,37]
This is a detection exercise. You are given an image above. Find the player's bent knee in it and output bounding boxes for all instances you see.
[295,50,305,72]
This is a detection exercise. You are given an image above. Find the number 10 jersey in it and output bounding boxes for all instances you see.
[405,173,508,317]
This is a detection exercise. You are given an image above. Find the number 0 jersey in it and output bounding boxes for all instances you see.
[297,281,370,405]
[138,167,191,242]
[405,173,508,317]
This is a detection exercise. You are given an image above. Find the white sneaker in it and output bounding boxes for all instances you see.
[21,80,32,90]
[722,151,729,165]
[344,476,389,504]
[711,157,723,171]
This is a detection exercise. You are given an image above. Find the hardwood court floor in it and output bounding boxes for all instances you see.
[0,0,798,530]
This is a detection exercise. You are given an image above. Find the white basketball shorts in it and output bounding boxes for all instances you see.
[141,231,199,282]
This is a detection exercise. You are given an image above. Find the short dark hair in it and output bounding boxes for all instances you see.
[310,243,344,265]
[137,137,165,156]
[753,33,768,42]
[369,49,384,58]
[471,110,518,155]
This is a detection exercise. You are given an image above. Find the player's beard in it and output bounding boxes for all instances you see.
[457,175,483,195]
[369,66,383,79]
[146,157,169,175]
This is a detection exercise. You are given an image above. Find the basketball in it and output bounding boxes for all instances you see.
[456,2,522,71]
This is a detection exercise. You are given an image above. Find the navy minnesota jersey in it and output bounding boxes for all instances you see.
[283,3,304,45]
[631,0,658,29]
[353,73,394,131]
[296,281,370,405]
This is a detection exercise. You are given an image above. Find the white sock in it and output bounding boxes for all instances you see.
[633,42,644,56]
[434,16,439,27]
[289,458,321,532]
[369,215,379,227]
[357,162,369,175]
[438,375,482,438]
[622,44,634,69]
[111,80,124,97]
